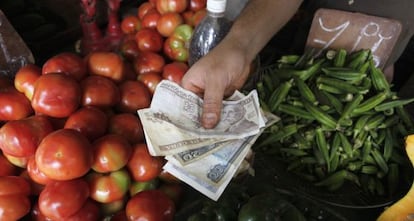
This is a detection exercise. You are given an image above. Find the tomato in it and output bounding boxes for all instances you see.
[0,115,54,157]
[42,52,88,81]
[27,157,53,185]
[138,71,163,94]
[189,0,206,12]
[141,11,161,29]
[0,176,31,196]
[0,151,17,176]
[156,12,184,37]
[108,113,145,144]
[192,8,206,27]
[129,179,159,196]
[100,198,126,216]
[137,2,156,20]
[156,0,189,14]
[80,75,121,108]
[38,179,90,220]
[64,106,109,141]
[127,143,164,182]
[119,37,140,62]
[135,28,163,52]
[0,194,31,220]
[3,153,30,168]
[182,10,194,26]
[163,24,193,62]
[125,189,175,221]
[159,182,183,205]
[91,134,132,173]
[117,80,152,113]
[20,170,45,196]
[87,169,131,203]
[35,129,93,180]
[0,176,31,220]
[31,202,53,221]
[87,52,125,82]
[14,63,41,100]
[62,199,100,221]
[121,15,141,34]
[162,61,188,83]
[0,87,33,121]
[133,51,165,74]
[31,73,81,118]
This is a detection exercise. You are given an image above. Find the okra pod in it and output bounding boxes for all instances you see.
[338,133,353,157]
[315,128,330,171]
[268,79,293,112]
[314,169,347,187]
[383,128,394,162]
[387,163,399,195]
[321,91,344,114]
[352,91,388,115]
[317,83,345,94]
[364,114,386,131]
[278,104,315,120]
[369,60,391,94]
[257,123,299,147]
[371,148,389,173]
[347,49,370,70]
[340,94,364,122]
[321,67,366,82]
[333,48,347,67]
[303,99,338,129]
[317,76,360,94]
[374,97,414,112]
[360,165,379,174]
[361,137,372,163]
[278,55,300,65]
[295,77,317,104]
[280,148,308,157]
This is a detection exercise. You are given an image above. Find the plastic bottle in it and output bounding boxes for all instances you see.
[188,0,232,66]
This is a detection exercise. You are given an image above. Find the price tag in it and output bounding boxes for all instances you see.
[306,8,402,69]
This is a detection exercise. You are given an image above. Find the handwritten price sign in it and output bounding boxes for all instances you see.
[306,9,402,69]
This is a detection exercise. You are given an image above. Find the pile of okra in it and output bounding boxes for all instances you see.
[255,48,414,196]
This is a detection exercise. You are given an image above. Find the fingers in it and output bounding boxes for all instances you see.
[201,77,225,129]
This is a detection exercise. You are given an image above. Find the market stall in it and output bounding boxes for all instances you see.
[0,0,414,220]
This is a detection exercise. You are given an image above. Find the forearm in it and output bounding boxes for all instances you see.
[224,0,303,62]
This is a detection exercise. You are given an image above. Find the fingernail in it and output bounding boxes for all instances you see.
[203,113,218,129]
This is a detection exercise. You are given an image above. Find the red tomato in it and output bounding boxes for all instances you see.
[121,15,141,34]
[0,176,31,196]
[156,0,188,14]
[35,129,93,180]
[192,8,206,26]
[3,153,30,168]
[64,106,108,141]
[0,194,31,220]
[141,11,161,29]
[133,51,165,74]
[162,61,188,83]
[14,63,41,100]
[0,151,17,176]
[127,143,164,182]
[31,73,81,118]
[135,28,163,52]
[129,179,159,196]
[138,71,163,94]
[119,37,141,61]
[42,52,88,81]
[117,80,152,113]
[0,87,33,121]
[38,179,90,220]
[91,134,132,173]
[80,75,121,108]
[125,189,175,221]
[156,12,184,37]
[0,115,54,157]
[163,24,193,62]
[27,157,53,185]
[159,183,183,205]
[61,199,100,221]
[108,113,145,144]
[87,52,125,82]
[137,2,156,20]
[182,10,194,26]
[31,202,53,221]
[87,169,131,203]
[189,0,206,12]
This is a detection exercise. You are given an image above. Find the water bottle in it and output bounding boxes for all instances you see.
[188,0,232,66]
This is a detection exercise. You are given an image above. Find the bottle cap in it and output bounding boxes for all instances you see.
[207,0,227,13]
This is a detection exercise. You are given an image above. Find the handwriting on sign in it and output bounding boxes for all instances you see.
[306,9,402,68]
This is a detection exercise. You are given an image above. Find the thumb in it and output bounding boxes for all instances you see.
[201,82,225,129]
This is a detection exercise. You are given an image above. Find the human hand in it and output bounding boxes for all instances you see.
[180,40,253,129]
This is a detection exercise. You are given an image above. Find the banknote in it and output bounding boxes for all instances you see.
[149,80,265,137]
[163,135,254,201]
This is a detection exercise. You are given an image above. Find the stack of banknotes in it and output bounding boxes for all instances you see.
[137,80,279,201]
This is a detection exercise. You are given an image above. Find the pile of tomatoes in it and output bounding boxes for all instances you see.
[0,0,207,220]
